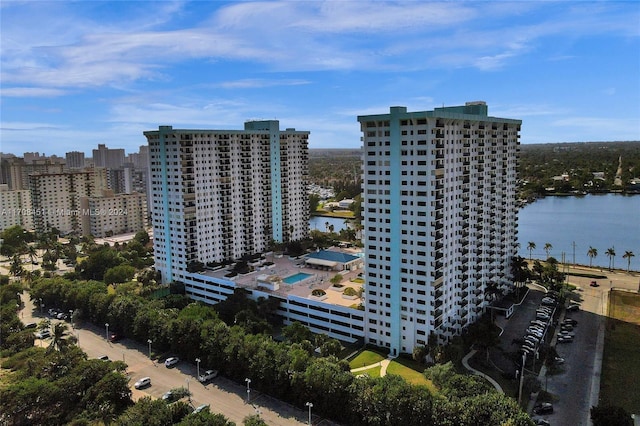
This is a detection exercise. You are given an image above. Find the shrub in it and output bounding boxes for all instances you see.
[311,289,326,297]
[343,287,357,297]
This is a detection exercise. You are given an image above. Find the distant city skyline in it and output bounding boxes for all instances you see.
[1,1,639,155]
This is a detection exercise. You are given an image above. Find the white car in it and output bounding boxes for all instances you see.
[35,330,50,339]
[198,369,218,382]
[193,404,210,414]
[164,357,179,367]
[134,377,151,389]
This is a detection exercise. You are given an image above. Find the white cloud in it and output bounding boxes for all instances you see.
[1,87,67,97]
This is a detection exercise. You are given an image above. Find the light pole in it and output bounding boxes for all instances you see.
[186,378,191,402]
[105,323,109,341]
[147,339,152,359]
[518,351,526,405]
[38,298,43,314]
[122,351,125,362]
[305,402,313,425]
[245,378,251,403]
[69,310,74,328]
[195,358,201,379]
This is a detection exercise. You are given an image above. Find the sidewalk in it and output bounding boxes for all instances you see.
[461,350,504,393]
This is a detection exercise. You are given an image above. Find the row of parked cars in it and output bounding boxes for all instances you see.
[519,294,559,357]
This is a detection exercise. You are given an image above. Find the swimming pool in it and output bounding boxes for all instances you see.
[283,272,313,285]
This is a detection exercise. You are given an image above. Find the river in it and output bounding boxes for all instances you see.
[517,194,639,269]
[309,194,639,271]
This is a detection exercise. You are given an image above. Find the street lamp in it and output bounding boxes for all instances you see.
[518,351,527,405]
[147,339,152,359]
[69,310,74,328]
[305,402,313,425]
[245,378,251,403]
[195,358,201,379]
[186,378,191,402]
[38,298,43,314]
[105,323,109,341]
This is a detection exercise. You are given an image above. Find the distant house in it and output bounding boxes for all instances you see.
[338,199,355,209]
[592,172,606,181]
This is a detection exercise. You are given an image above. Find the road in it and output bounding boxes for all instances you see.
[18,294,312,426]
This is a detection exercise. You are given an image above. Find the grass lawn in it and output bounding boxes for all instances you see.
[353,365,382,378]
[386,358,437,393]
[348,349,386,369]
[600,290,640,414]
[313,210,355,219]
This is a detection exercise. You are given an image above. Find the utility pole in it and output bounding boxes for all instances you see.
[572,241,576,265]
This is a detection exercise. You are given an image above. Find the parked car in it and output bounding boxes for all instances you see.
[109,332,122,342]
[534,418,551,426]
[25,322,37,329]
[162,391,177,402]
[35,330,50,339]
[531,320,547,327]
[134,377,151,389]
[56,312,67,320]
[563,318,578,326]
[558,331,575,338]
[558,335,573,343]
[198,369,218,382]
[541,299,556,306]
[193,404,210,414]
[560,324,574,331]
[590,280,599,287]
[533,402,554,415]
[97,355,109,361]
[165,357,179,368]
[567,304,580,312]
[554,356,565,364]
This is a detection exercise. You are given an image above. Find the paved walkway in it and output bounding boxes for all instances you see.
[461,349,504,393]
[350,357,392,376]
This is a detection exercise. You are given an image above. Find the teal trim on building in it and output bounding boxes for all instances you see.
[389,106,404,356]
[158,126,173,283]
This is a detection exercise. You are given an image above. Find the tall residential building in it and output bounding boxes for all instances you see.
[358,102,521,355]
[29,170,98,234]
[144,121,309,285]
[80,190,147,238]
[92,144,125,169]
[65,151,86,169]
[0,184,33,232]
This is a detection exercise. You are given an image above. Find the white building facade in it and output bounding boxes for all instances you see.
[358,102,521,355]
[0,184,33,232]
[80,191,148,238]
[144,121,309,285]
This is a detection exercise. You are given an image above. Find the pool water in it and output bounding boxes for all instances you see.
[283,272,312,284]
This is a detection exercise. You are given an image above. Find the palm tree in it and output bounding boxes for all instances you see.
[527,242,536,261]
[27,245,38,270]
[605,247,616,271]
[9,254,24,278]
[48,322,70,352]
[544,243,553,259]
[622,250,635,273]
[587,247,598,268]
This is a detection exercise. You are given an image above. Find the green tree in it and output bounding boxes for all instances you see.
[9,254,25,278]
[543,243,553,259]
[134,229,151,246]
[309,194,320,216]
[243,415,267,426]
[282,321,313,344]
[606,247,616,270]
[177,411,236,426]
[622,250,635,272]
[587,246,598,267]
[0,225,29,257]
[527,241,536,261]
[77,246,123,281]
[330,274,343,285]
[49,322,71,352]
[104,264,136,284]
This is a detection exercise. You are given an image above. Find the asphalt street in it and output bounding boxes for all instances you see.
[18,294,312,426]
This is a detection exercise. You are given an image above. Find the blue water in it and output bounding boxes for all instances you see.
[309,216,350,232]
[283,272,313,285]
[517,194,639,269]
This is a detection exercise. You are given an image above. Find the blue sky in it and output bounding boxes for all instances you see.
[1,1,639,156]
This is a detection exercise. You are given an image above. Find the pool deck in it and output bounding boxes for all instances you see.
[200,248,364,308]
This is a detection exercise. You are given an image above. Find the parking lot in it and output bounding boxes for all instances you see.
[490,283,604,425]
